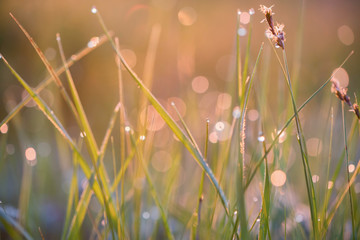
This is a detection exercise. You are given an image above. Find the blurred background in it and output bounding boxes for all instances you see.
[0,0,359,239]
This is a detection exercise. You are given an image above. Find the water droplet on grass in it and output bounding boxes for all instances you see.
[232,107,241,119]
[91,6,98,14]
[142,211,150,219]
[125,126,131,132]
[139,135,146,141]
[258,135,265,142]
[215,121,225,131]
[249,8,255,15]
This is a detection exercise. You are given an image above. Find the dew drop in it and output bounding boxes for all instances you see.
[237,28,247,37]
[275,45,280,49]
[206,118,210,123]
[0,124,8,134]
[80,132,87,138]
[249,8,255,15]
[91,6,98,14]
[87,37,100,48]
[142,211,150,219]
[171,101,175,106]
[237,9,241,16]
[232,107,241,119]
[258,135,265,142]
[139,135,146,141]
[295,214,304,223]
[312,175,320,183]
[215,121,225,131]
[348,164,355,173]
[125,126,131,132]
[256,218,260,222]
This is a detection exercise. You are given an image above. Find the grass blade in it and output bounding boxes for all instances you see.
[129,130,175,240]
[341,102,356,239]
[0,33,111,129]
[93,8,230,217]
[0,207,34,240]
[245,51,354,190]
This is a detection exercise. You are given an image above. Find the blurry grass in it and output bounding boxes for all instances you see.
[0,3,359,240]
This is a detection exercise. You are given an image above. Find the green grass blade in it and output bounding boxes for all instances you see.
[282,47,318,238]
[0,33,111,129]
[0,208,34,240]
[93,8,230,217]
[0,55,120,238]
[61,140,82,240]
[66,103,122,239]
[129,131,175,240]
[341,102,356,239]
[245,51,354,190]
[235,43,263,240]
[115,37,127,238]
[323,160,360,238]
[56,33,99,163]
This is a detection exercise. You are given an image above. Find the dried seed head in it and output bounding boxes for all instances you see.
[260,5,285,49]
[351,104,360,119]
[331,79,359,119]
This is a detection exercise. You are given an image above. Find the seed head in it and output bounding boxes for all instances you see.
[351,104,360,119]
[260,5,286,49]
[331,79,359,119]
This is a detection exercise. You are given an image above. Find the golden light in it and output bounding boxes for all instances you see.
[271,170,286,187]
[332,67,349,88]
[0,124,8,134]
[178,7,197,26]
[348,164,355,173]
[247,109,259,121]
[192,76,209,94]
[306,138,322,157]
[151,151,172,172]
[217,93,232,110]
[337,25,354,46]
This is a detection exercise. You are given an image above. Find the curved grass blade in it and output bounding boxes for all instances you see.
[93,8,230,217]
[56,33,100,163]
[0,33,111,129]
[66,103,122,239]
[0,55,118,238]
[323,160,360,238]
[232,43,263,240]
[129,131,175,240]
[245,51,354,190]
[0,208,33,240]
[9,13,100,162]
[341,102,356,239]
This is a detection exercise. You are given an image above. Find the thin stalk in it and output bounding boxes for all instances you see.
[56,32,99,167]
[0,33,111,129]
[282,48,318,238]
[341,102,356,240]
[111,137,122,238]
[129,131,175,240]
[323,159,360,237]
[93,8,231,217]
[115,37,127,239]
[194,119,209,240]
[233,43,264,240]
[321,107,334,225]
[245,51,353,190]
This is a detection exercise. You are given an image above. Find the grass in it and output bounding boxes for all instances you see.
[0,3,359,239]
